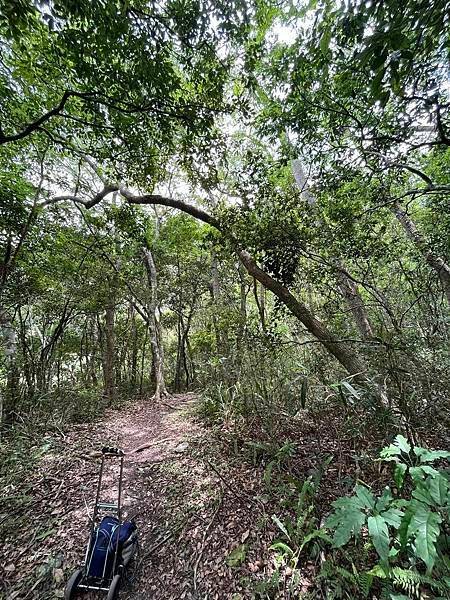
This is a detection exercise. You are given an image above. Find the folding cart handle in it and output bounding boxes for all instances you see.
[101,446,124,457]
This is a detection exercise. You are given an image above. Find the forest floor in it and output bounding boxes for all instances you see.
[1,393,395,600]
[1,394,292,599]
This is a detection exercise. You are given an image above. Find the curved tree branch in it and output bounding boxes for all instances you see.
[0,90,94,145]
[119,189,369,381]
[40,184,119,209]
[119,187,221,229]
[366,151,434,186]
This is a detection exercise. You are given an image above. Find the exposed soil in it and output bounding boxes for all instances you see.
[1,394,402,600]
[1,395,286,599]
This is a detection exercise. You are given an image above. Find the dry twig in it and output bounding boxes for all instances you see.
[193,485,224,592]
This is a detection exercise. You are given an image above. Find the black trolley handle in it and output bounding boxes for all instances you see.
[87,447,125,573]
[99,447,125,576]
[101,446,124,457]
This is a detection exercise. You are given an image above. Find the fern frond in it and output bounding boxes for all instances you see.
[389,567,449,599]
[358,572,374,598]
[391,567,420,598]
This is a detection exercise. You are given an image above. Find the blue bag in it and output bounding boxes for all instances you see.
[86,516,136,579]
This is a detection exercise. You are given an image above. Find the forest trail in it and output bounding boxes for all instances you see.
[2,394,280,600]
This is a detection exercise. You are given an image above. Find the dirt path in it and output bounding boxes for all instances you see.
[1,394,280,600]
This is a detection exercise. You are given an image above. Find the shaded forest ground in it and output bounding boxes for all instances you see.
[1,394,445,599]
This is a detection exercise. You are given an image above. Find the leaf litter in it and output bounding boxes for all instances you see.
[1,394,397,599]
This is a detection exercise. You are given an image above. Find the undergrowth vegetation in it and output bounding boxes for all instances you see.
[1,0,450,598]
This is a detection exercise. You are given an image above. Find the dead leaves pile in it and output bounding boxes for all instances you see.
[0,424,113,599]
[0,395,387,600]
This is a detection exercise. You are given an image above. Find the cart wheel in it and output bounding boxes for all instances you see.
[64,569,83,600]
[107,574,121,600]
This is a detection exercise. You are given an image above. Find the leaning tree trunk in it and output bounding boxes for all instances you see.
[238,251,369,380]
[142,247,168,401]
[121,190,371,384]
[253,278,267,332]
[104,297,117,405]
[336,266,374,339]
[292,159,374,339]
[392,202,450,305]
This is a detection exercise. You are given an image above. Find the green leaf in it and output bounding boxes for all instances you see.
[395,435,411,454]
[407,503,442,571]
[367,563,388,578]
[380,444,402,461]
[355,484,376,509]
[226,544,247,567]
[412,486,434,506]
[320,28,332,55]
[368,515,390,561]
[379,89,391,107]
[428,473,449,506]
[394,463,407,489]
[398,508,414,549]
[269,541,294,556]
[380,508,404,529]
[272,515,291,541]
[414,448,450,464]
[380,436,411,462]
[299,529,332,552]
[409,465,439,482]
[376,487,393,512]
[326,507,366,547]
[371,68,384,97]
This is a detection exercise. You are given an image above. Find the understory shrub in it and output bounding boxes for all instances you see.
[324,435,450,598]
[260,435,449,599]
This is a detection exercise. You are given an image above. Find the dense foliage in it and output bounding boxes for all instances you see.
[0,0,449,598]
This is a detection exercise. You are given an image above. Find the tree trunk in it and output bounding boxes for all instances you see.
[175,305,195,391]
[0,306,18,437]
[210,252,223,355]
[139,327,148,396]
[253,278,267,332]
[142,247,168,401]
[36,301,73,393]
[130,305,138,389]
[104,298,116,405]
[89,317,98,386]
[392,202,450,305]
[174,314,188,391]
[123,191,371,381]
[18,308,34,397]
[336,267,374,339]
[174,317,183,392]
[292,159,374,339]
[238,250,369,380]
[235,262,248,378]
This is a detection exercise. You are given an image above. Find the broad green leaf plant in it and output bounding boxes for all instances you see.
[325,435,450,594]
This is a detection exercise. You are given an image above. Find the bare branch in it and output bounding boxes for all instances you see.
[39,184,118,209]
[365,151,434,186]
[119,187,221,229]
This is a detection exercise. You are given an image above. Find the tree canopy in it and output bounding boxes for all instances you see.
[0,0,449,597]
